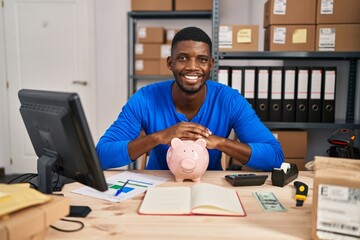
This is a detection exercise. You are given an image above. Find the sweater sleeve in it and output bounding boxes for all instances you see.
[231,94,284,171]
[96,90,146,169]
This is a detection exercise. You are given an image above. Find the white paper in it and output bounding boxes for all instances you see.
[72,171,169,202]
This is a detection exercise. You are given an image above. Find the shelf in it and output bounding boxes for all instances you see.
[264,122,360,130]
[128,11,212,19]
[219,51,360,60]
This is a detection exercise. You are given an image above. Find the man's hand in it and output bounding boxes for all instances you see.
[157,122,212,145]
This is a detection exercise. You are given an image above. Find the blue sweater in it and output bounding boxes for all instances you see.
[96,80,284,171]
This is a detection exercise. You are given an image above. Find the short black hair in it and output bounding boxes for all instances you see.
[171,26,212,55]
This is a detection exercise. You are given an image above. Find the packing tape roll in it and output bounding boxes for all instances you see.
[280,163,291,174]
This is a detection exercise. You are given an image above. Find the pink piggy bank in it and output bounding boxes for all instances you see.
[166,138,209,182]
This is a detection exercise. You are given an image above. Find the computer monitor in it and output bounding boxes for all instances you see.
[18,89,108,194]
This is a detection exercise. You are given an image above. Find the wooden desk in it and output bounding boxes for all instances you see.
[46,170,314,240]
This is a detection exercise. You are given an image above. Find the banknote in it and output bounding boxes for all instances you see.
[253,192,287,212]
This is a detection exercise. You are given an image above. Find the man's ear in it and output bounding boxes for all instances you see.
[167,56,172,70]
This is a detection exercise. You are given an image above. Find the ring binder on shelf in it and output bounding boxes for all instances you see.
[282,67,296,122]
[269,67,283,122]
[308,67,323,122]
[295,67,310,122]
[321,67,337,123]
[256,67,270,121]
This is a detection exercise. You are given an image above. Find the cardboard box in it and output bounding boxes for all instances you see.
[174,0,212,11]
[316,24,360,52]
[264,0,316,27]
[159,59,172,76]
[264,25,316,51]
[137,27,165,44]
[0,196,69,240]
[272,130,308,158]
[285,158,306,171]
[166,29,180,43]
[131,0,172,11]
[219,25,259,52]
[316,0,360,24]
[135,59,160,75]
[135,43,162,59]
[311,156,360,240]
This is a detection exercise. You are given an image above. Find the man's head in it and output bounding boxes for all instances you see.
[171,26,212,56]
[168,27,214,95]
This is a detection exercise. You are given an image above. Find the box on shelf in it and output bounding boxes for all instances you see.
[0,196,69,240]
[135,59,160,75]
[137,27,165,44]
[263,0,316,27]
[174,0,212,11]
[264,25,316,51]
[272,130,308,158]
[316,24,360,52]
[135,43,162,59]
[159,44,172,76]
[219,25,259,52]
[166,29,180,43]
[131,0,173,11]
[311,156,360,240]
[316,0,360,24]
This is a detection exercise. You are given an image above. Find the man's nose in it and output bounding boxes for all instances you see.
[186,58,198,70]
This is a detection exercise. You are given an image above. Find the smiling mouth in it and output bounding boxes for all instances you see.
[184,75,199,80]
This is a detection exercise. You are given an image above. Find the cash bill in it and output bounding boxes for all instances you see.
[253,192,287,212]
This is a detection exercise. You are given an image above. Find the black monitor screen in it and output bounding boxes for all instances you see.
[18,89,107,194]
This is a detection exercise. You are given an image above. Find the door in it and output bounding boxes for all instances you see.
[4,0,96,173]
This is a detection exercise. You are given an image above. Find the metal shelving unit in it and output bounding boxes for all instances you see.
[127,0,220,99]
[219,51,360,129]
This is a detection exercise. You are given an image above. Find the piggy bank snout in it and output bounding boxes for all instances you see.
[180,158,196,170]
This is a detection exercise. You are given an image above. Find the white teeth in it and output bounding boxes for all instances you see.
[184,75,198,80]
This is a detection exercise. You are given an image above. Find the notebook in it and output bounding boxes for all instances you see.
[138,183,246,217]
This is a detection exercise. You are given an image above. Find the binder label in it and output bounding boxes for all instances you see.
[284,70,295,99]
[258,70,269,99]
[232,69,242,94]
[271,70,282,100]
[311,70,322,99]
[244,69,255,98]
[297,70,309,99]
[324,71,336,100]
[218,69,229,86]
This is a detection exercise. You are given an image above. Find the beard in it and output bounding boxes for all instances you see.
[174,77,206,94]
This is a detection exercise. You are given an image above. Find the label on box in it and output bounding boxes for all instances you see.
[161,45,171,59]
[219,26,233,48]
[237,29,252,43]
[319,28,335,51]
[135,44,144,55]
[135,60,144,71]
[273,0,286,15]
[273,27,286,44]
[320,0,334,14]
[316,184,360,239]
[138,27,147,39]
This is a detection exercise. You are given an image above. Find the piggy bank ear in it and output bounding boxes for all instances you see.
[195,138,207,148]
[171,138,183,149]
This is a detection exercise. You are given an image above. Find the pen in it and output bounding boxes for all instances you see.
[115,180,129,196]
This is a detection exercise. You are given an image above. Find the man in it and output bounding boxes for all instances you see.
[96,26,284,171]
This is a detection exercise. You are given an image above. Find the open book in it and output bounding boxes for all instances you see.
[138,183,246,217]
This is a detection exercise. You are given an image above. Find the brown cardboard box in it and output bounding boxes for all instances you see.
[219,25,259,52]
[135,43,162,59]
[285,158,306,171]
[264,25,316,51]
[174,0,212,11]
[264,0,316,27]
[316,24,360,51]
[316,0,360,24]
[311,156,360,240]
[159,59,172,76]
[0,196,69,240]
[272,130,308,158]
[166,29,180,43]
[137,27,165,44]
[131,0,173,11]
[135,59,160,75]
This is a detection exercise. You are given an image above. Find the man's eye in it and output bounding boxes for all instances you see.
[199,58,209,63]
[177,56,187,61]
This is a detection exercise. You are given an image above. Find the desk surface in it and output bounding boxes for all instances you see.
[46,170,314,240]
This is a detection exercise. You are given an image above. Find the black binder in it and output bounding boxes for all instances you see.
[321,67,337,123]
[295,67,310,122]
[255,67,270,121]
[269,67,283,122]
[308,67,323,122]
[230,67,244,95]
[243,67,257,109]
[282,67,296,122]
[218,66,231,86]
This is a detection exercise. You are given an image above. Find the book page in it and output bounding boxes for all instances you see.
[138,187,191,215]
[190,183,245,216]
